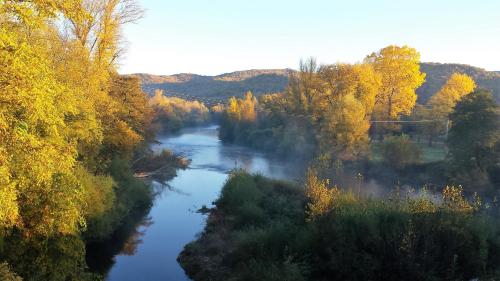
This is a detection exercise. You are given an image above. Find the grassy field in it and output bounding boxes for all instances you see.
[371,142,446,163]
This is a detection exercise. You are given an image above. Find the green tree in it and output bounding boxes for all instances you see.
[380,135,422,169]
[447,90,499,182]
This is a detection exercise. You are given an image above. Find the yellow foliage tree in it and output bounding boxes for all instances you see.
[417,73,476,144]
[226,96,241,121]
[315,63,381,160]
[428,73,476,117]
[305,169,340,220]
[239,91,258,122]
[366,45,426,120]
[0,0,145,236]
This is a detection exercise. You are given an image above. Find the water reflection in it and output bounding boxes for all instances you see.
[120,217,153,256]
[3,125,424,280]
[101,125,302,281]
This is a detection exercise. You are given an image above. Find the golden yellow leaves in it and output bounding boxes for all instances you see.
[366,45,426,119]
[225,92,258,123]
[428,73,476,117]
[0,168,19,229]
[0,0,146,236]
[314,63,379,160]
[305,169,340,220]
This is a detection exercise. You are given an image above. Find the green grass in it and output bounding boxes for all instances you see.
[371,142,446,163]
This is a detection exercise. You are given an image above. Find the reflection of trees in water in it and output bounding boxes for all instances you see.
[153,182,190,197]
[120,216,154,256]
[0,213,154,280]
[86,203,153,276]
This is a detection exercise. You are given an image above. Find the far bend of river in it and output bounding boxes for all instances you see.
[105,125,304,281]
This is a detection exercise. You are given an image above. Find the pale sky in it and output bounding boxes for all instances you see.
[118,0,500,75]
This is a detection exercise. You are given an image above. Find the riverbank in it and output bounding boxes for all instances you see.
[97,125,302,280]
[0,146,188,281]
[179,170,500,281]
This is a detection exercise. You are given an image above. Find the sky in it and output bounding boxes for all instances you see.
[118,0,500,75]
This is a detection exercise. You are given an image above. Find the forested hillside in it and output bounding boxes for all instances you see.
[132,69,292,101]
[417,63,500,103]
[134,64,500,103]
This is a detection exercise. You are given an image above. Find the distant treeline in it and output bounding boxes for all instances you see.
[135,64,500,103]
[149,90,210,133]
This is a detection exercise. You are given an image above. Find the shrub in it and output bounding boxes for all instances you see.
[0,263,22,281]
[180,171,500,281]
[380,134,421,169]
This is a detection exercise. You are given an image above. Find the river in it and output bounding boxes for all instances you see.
[105,125,303,281]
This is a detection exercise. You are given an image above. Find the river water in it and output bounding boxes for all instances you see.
[105,125,303,281]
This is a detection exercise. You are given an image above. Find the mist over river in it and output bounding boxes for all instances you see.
[103,125,303,280]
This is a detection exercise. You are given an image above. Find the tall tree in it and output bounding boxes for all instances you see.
[447,90,499,180]
[0,0,145,235]
[365,45,426,120]
[420,73,476,145]
[314,63,381,160]
[239,91,258,122]
[428,73,476,116]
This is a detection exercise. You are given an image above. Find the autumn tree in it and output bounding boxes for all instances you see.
[104,76,153,156]
[0,0,146,236]
[305,169,339,220]
[365,45,426,122]
[314,63,381,160]
[149,90,209,133]
[414,73,476,145]
[219,92,258,143]
[429,73,476,114]
[0,2,87,234]
[240,91,258,122]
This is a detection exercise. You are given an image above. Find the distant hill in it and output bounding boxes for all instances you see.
[132,64,500,105]
[130,69,293,105]
[417,63,500,103]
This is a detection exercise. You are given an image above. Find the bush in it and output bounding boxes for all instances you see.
[0,263,22,281]
[179,171,500,281]
[380,134,421,169]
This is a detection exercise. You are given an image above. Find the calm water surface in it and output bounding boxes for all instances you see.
[106,125,302,281]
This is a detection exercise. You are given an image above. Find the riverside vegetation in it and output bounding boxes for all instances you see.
[217,47,499,191]
[1,1,500,280]
[179,170,500,281]
[0,1,189,280]
[180,46,500,281]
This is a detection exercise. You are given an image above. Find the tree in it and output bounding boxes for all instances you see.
[315,63,380,160]
[218,92,259,143]
[0,0,146,236]
[447,90,499,179]
[422,73,476,144]
[0,263,22,281]
[239,91,257,122]
[365,45,426,121]
[429,73,476,115]
[305,169,339,220]
[104,75,153,155]
[149,90,209,133]
[380,135,422,169]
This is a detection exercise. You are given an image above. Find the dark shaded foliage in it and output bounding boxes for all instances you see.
[179,171,500,281]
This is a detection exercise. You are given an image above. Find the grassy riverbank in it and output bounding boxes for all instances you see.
[179,171,500,281]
